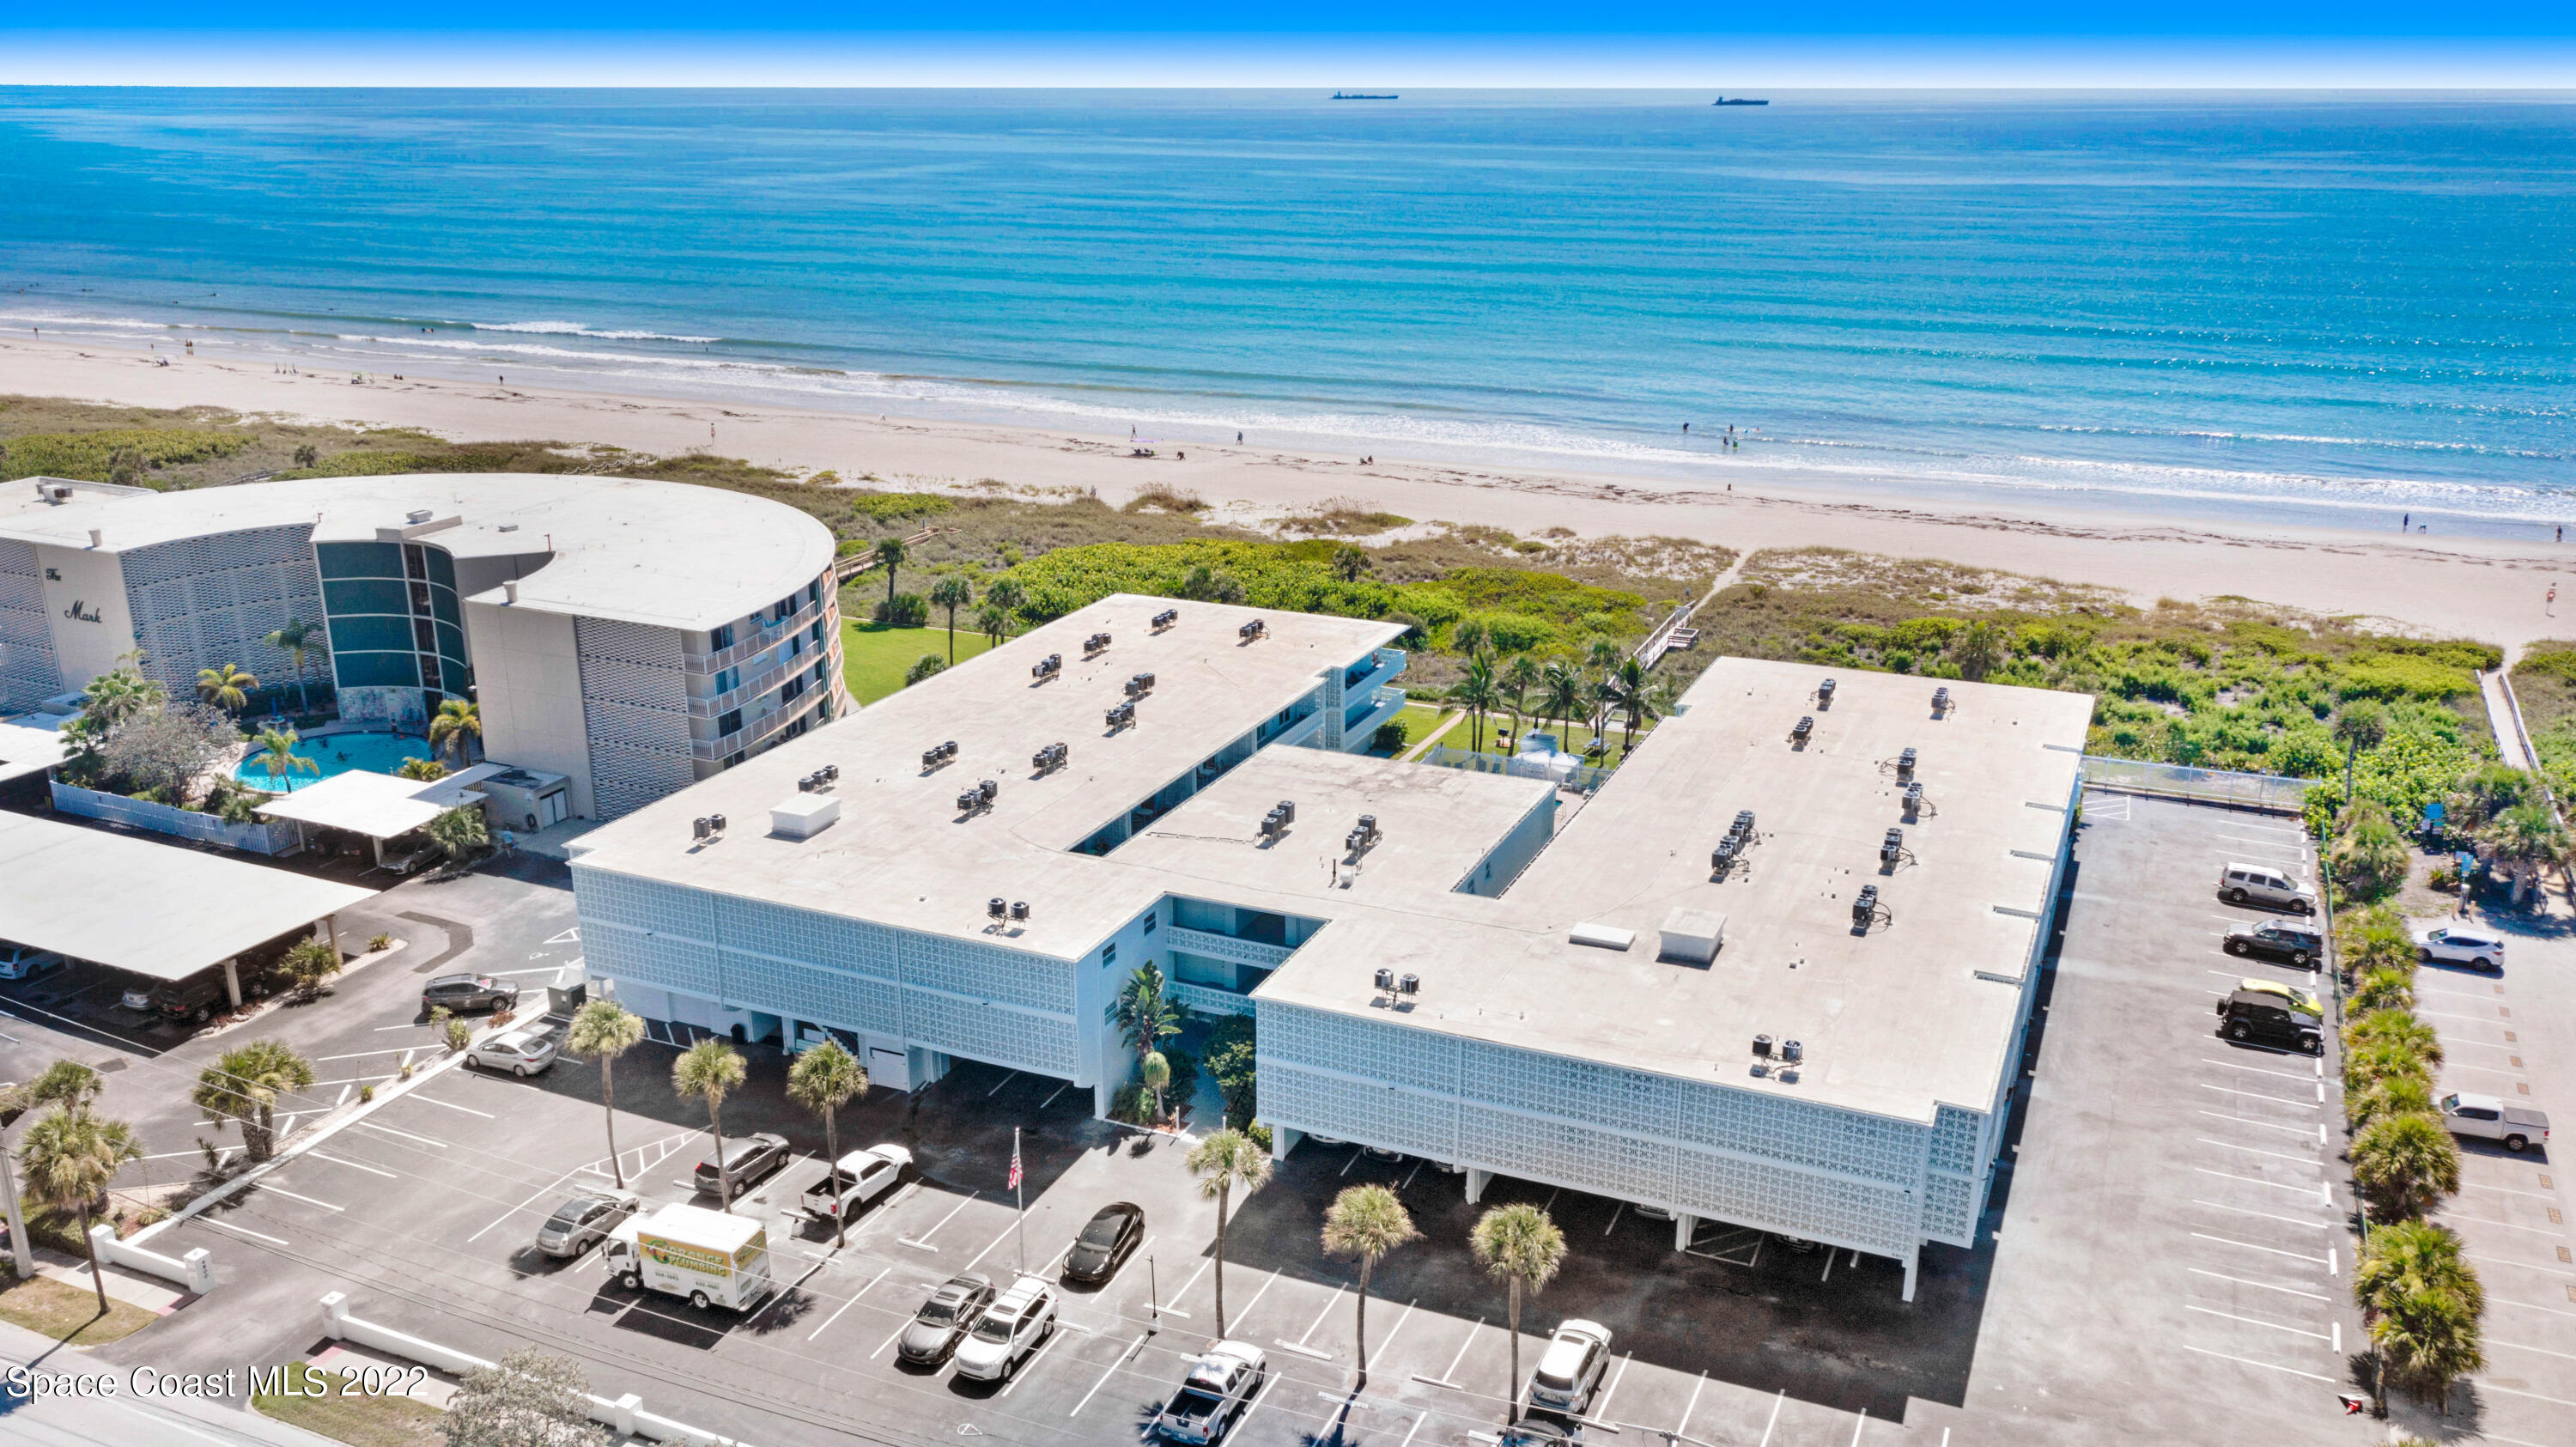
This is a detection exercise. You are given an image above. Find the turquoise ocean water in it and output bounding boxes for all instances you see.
[2,89,2571,534]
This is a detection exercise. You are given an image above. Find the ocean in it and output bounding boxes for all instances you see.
[3,88,2572,535]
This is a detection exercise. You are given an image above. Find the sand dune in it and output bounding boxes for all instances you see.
[2,331,2561,653]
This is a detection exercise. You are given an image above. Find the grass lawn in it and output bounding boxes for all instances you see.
[0,1268,157,1345]
[845,620,994,705]
[1370,704,1452,757]
[254,1370,447,1447]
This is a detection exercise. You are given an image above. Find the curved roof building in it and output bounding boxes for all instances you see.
[0,473,845,820]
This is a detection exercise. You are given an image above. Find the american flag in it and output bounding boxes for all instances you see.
[1007,1137,1022,1190]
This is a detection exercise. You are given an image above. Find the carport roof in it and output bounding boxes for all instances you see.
[255,766,495,841]
[0,812,375,980]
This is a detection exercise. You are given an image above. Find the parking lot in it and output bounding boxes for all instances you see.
[76,789,2413,1447]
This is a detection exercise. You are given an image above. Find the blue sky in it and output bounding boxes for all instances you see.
[7,2,2576,86]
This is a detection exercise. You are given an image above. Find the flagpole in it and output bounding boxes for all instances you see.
[1012,1127,1027,1276]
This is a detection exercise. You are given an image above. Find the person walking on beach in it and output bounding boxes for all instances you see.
[2403,513,2409,531]
[2558,525,2564,544]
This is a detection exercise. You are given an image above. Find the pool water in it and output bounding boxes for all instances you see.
[235,731,436,791]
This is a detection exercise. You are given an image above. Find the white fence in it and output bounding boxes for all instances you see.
[88,1223,216,1294]
[50,779,300,854]
[2081,756,2314,816]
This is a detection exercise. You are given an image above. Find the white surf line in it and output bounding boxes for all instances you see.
[1072,1332,1149,1416]
[806,1267,888,1342]
[898,1190,978,1250]
[204,1218,288,1245]
[410,1094,496,1119]
[258,1184,345,1213]
[307,1151,398,1178]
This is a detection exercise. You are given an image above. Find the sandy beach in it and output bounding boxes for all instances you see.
[3,331,2562,653]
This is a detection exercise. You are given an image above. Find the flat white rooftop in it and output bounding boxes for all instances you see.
[256,765,496,841]
[0,473,833,632]
[0,812,375,979]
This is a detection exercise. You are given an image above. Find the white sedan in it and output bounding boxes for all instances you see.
[2415,925,2506,971]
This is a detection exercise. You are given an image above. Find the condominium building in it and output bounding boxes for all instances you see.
[0,473,843,819]
[568,594,2088,1298]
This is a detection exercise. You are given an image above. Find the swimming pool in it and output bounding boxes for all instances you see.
[234,731,436,792]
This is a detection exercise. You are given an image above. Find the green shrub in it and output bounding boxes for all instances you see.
[848,491,954,525]
[1370,719,1409,754]
[904,654,947,686]
[875,593,929,627]
[0,427,247,483]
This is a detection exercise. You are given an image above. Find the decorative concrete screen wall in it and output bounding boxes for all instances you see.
[574,867,1083,1076]
[575,617,697,820]
[0,537,59,709]
[1255,1000,1958,1263]
[121,525,323,699]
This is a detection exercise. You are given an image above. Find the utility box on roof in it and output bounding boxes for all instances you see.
[1658,908,1726,964]
[770,794,841,839]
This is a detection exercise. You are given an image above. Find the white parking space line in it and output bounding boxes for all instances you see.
[336,1084,351,1108]
[2197,1084,2315,1110]
[1756,1389,1786,1447]
[806,1267,887,1342]
[1072,1332,1147,1416]
[1041,1081,1071,1110]
[958,1219,1023,1274]
[373,1021,428,1031]
[410,1094,496,1119]
[897,1190,978,1250]
[1232,1268,1285,1330]
[2196,1058,2315,1082]
[997,1323,1068,1396]
[1157,1256,1212,1318]
[1591,1353,1634,1421]
[258,1185,344,1213]
[2178,1345,2335,1382]
[1673,1371,1708,1438]
[2469,1253,2576,1280]
[1288,1286,1345,1349]
[2184,1304,2329,1340]
[2195,1138,2321,1168]
[1373,1298,1420,1360]
[2196,1167,2329,1201]
[465,1169,579,1244]
[204,1218,288,1245]
[1233,1374,1283,1434]
[2192,1200,2329,1229]
[2490,1338,2576,1362]
[315,1046,419,1062]
[2481,1383,2576,1409]
[1340,1146,1364,1177]
[987,1071,1019,1097]
[2194,1110,2318,1139]
[2191,1231,2327,1264]
[869,1319,909,1360]
[1415,1316,1483,1388]
[2188,1267,2328,1301]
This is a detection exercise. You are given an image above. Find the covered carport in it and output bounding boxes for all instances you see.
[0,811,377,1009]
[254,764,496,870]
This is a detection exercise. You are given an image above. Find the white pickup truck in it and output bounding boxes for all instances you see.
[2441,1091,2550,1154]
[799,1144,912,1219]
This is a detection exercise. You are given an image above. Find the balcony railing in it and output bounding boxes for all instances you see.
[1166,926,1295,969]
[690,594,833,677]
[690,682,829,762]
[1274,710,1326,750]
[1170,981,1256,1018]
[688,638,833,719]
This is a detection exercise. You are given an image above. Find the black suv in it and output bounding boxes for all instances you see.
[2216,989,2324,1055]
[2223,919,2324,969]
[695,1133,792,1196]
[422,973,519,1015]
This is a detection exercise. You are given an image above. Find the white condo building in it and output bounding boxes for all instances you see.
[568,595,2089,1298]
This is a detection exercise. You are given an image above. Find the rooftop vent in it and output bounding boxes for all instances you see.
[1790,715,1814,742]
[1084,631,1112,656]
[1569,921,1637,951]
[1151,608,1179,631]
[87,528,102,549]
[921,739,959,770]
[1032,654,1062,682]
[769,793,841,840]
[407,508,434,525]
[503,580,519,604]
[1124,672,1157,698]
[1817,677,1837,706]
[1238,618,1267,642]
[1658,907,1727,964]
[1032,741,1069,773]
[1105,699,1137,729]
[1880,827,1904,866]
[1932,686,1951,714]
[1897,746,1917,775]
[1853,884,1881,930]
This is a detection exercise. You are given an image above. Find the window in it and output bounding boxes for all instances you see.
[1102,943,1117,969]
[771,596,795,623]
[780,674,805,703]
[1141,913,1157,936]
[2458,1105,2500,1122]
[718,708,743,736]
[713,666,740,695]
[711,623,736,652]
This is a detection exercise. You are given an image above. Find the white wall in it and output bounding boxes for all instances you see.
[33,543,136,689]
[465,600,597,817]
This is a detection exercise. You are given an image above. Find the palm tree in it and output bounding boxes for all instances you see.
[1140,1051,1170,1125]
[394,757,449,782]
[1108,965,1182,1073]
[2356,1221,2487,1412]
[566,1000,647,1189]
[2334,702,2390,800]
[250,727,318,790]
[195,662,258,713]
[2336,903,2415,976]
[1186,1128,1273,1338]
[2344,1008,2443,1067]
[2353,1110,2461,1219]
[1604,656,1659,751]
[1453,657,1501,755]
[81,660,163,738]
[2350,967,2415,1015]
[16,1105,140,1314]
[2374,1282,2484,1411]
[984,577,1026,637]
[928,575,975,664]
[427,806,489,865]
[1539,659,1583,749]
[1951,620,2005,681]
[787,1040,870,1248]
[264,619,325,714]
[2347,1073,2435,1134]
[873,537,908,601]
[672,1038,748,1211]
[1449,617,1491,660]
[2343,1037,2433,1096]
[191,1040,318,1164]
[974,602,1011,648]
[2478,801,2569,908]
[20,1060,102,1116]
[1321,1184,1418,1387]
[1470,1203,1567,1423]
[1501,654,1542,746]
[428,698,482,765]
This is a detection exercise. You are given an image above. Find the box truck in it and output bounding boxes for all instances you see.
[600,1202,775,1313]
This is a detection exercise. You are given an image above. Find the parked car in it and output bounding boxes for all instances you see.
[1154,1341,1267,1444]
[2440,1091,2551,1153]
[422,973,518,1015]
[1062,1201,1145,1285]
[951,1277,1059,1382]
[2223,918,2324,968]
[1498,1419,1583,1447]
[125,968,232,1024]
[2233,977,2323,1018]
[693,1133,792,1197]
[2217,861,2318,915]
[2216,988,2324,1055]
[2415,925,2506,971]
[535,1189,639,1257]
[0,943,66,981]
[1524,1319,1614,1416]
[800,1144,913,1220]
[465,1024,559,1077]
[897,1273,999,1366]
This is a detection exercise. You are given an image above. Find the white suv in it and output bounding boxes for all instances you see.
[952,1278,1059,1382]
[2415,925,2506,972]
[1524,1319,1613,1416]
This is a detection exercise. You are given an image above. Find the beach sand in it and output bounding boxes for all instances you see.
[3,331,2562,653]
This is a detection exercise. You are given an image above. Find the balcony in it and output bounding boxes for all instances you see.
[1170,981,1257,1018]
[1166,926,1294,970]
[690,594,833,677]
[690,678,829,762]
[1274,710,1326,751]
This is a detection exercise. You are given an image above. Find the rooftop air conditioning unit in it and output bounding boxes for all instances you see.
[1853,884,1880,929]
[1817,677,1837,705]
[1151,608,1179,631]
[1374,967,1396,992]
[1753,1034,1773,1058]
[408,508,434,524]
[1345,814,1382,853]
[988,897,1008,921]
[1782,1039,1804,1064]
[1011,900,1030,921]
[979,779,999,803]
[1125,672,1157,698]
[1398,973,1419,995]
[1084,631,1112,655]
[1238,618,1267,642]
[1275,800,1297,824]
[1106,700,1136,729]
[1261,805,1289,841]
[1932,686,1951,714]
[1898,746,1917,775]
[1904,781,1924,813]
[1731,808,1755,838]
[1880,827,1904,866]
[1033,742,1069,772]
[1790,715,1814,742]
[691,816,723,842]
[770,793,841,840]
[1033,654,1062,680]
[1710,836,1740,871]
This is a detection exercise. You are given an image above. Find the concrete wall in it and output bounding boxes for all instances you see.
[465,599,595,818]
[1456,791,1557,897]
[33,542,137,691]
